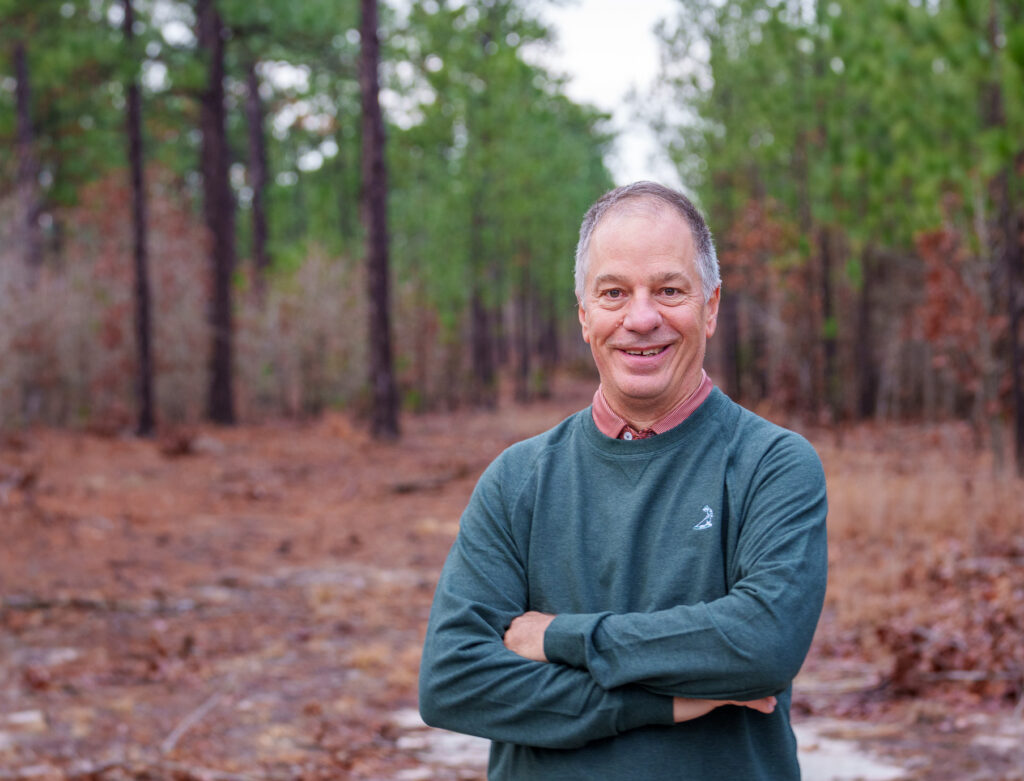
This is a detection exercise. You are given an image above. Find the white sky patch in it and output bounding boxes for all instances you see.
[272,105,301,140]
[141,60,169,92]
[380,89,427,130]
[319,137,339,159]
[106,3,124,26]
[160,19,193,47]
[262,61,311,93]
[527,0,681,187]
[256,0,687,181]
[297,149,324,172]
[270,96,337,140]
[150,0,195,46]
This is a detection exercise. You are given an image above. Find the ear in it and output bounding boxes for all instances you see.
[704,286,721,339]
[578,301,591,344]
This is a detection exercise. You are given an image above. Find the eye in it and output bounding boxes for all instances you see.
[661,287,679,296]
[603,288,623,299]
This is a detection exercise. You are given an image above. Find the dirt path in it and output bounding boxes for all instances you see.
[381,709,915,781]
[1,379,1020,779]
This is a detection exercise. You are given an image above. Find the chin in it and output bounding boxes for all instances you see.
[619,381,671,402]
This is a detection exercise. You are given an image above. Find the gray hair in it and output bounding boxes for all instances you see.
[574,181,720,305]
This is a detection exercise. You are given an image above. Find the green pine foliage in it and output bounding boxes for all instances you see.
[0,0,613,425]
[655,0,1022,442]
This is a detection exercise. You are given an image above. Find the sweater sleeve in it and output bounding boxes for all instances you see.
[543,433,828,701]
[418,454,674,749]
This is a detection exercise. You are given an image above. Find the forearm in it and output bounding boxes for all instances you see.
[544,456,828,699]
[501,611,777,724]
[545,588,820,699]
[420,578,673,748]
[419,459,674,749]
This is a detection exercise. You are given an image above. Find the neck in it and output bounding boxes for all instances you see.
[606,373,705,431]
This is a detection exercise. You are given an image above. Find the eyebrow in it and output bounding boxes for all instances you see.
[592,271,689,288]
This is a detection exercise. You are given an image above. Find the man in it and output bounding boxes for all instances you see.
[419,181,828,780]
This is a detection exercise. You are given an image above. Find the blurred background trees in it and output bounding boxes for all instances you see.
[655,0,1022,471]
[0,0,609,431]
[0,0,1021,470]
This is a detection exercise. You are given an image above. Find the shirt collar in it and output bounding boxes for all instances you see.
[591,370,713,440]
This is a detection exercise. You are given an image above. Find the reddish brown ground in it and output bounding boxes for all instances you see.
[1,378,1021,780]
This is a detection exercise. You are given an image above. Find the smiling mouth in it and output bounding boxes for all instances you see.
[622,346,667,356]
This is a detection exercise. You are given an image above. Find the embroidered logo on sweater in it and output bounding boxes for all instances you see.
[693,505,714,530]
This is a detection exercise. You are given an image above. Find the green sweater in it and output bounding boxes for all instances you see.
[419,389,828,780]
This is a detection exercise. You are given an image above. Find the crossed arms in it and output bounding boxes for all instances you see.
[503,610,778,721]
[418,436,828,750]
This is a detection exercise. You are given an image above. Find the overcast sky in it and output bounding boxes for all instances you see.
[529,0,681,187]
[256,0,686,187]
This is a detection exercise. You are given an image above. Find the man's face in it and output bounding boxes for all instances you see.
[577,204,720,426]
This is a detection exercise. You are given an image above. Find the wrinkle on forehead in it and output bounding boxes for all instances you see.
[597,195,671,230]
[589,198,694,257]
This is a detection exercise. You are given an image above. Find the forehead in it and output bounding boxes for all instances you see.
[587,201,696,279]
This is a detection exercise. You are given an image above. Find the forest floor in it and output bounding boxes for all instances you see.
[1,375,1023,780]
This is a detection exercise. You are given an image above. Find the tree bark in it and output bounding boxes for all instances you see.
[982,0,1022,473]
[993,161,1022,475]
[855,247,878,419]
[718,292,742,400]
[197,0,237,424]
[819,226,838,418]
[123,0,156,436]
[358,0,399,438]
[514,263,530,404]
[1007,211,1024,476]
[468,207,497,409]
[533,292,557,399]
[1004,10,1024,467]
[13,40,44,285]
[245,59,270,300]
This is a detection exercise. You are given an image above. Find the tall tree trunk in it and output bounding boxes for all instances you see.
[993,161,1023,478]
[982,0,1022,472]
[13,40,43,285]
[464,49,498,409]
[494,295,509,370]
[358,0,399,438]
[468,207,497,409]
[514,263,530,404]
[1004,0,1024,477]
[819,226,838,418]
[197,0,236,424]
[245,59,270,300]
[792,128,816,412]
[855,246,878,419]
[124,0,155,436]
[791,46,816,411]
[998,156,1024,477]
[469,289,496,406]
[534,292,557,399]
[719,293,742,400]
[1007,207,1024,476]
[710,170,741,400]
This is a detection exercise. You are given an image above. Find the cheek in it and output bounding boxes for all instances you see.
[589,315,619,344]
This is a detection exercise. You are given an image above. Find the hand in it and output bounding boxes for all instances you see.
[672,695,776,723]
[503,611,555,662]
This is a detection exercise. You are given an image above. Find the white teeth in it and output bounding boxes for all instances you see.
[626,348,663,356]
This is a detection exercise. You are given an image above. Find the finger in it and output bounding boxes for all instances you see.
[749,696,776,714]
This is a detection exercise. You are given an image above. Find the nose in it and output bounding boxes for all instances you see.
[622,291,662,333]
